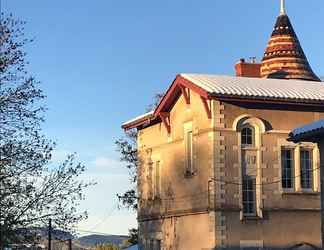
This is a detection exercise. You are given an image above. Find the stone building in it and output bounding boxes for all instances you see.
[122,1,323,249]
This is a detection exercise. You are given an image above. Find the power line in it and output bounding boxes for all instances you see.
[137,166,321,202]
[87,203,118,232]
[75,228,113,236]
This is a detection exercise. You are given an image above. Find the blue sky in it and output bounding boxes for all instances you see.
[3,0,324,236]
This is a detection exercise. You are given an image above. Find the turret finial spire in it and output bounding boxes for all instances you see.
[280,0,286,15]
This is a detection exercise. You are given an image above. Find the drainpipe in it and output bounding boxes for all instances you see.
[318,139,324,249]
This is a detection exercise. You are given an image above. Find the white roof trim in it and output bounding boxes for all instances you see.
[123,74,324,129]
[180,74,324,101]
[122,111,154,127]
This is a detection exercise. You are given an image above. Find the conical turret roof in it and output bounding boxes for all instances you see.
[261,13,320,82]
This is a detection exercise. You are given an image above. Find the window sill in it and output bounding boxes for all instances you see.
[241,146,257,150]
[241,215,262,221]
[281,190,320,195]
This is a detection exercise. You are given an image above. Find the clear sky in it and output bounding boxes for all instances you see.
[3,0,324,236]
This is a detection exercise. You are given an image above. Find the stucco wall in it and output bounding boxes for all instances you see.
[138,91,216,250]
[221,102,321,249]
[137,94,322,249]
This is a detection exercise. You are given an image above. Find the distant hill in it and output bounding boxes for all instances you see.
[15,227,73,240]
[10,228,127,249]
[77,234,129,247]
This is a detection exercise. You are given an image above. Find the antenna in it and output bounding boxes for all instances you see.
[280,0,286,15]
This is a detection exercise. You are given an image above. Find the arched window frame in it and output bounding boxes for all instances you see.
[233,114,268,220]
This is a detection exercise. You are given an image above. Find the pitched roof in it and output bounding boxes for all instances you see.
[122,111,154,129]
[290,120,324,136]
[261,13,320,82]
[180,74,324,102]
[289,119,324,142]
[122,74,324,130]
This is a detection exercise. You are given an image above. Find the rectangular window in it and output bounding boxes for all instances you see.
[185,130,194,174]
[281,148,294,189]
[243,177,256,216]
[148,162,154,199]
[149,240,154,250]
[300,149,313,189]
[154,161,161,198]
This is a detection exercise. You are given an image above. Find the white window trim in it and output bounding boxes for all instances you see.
[151,154,162,200]
[236,117,264,219]
[154,160,161,199]
[278,140,320,193]
[280,146,295,192]
[184,121,194,176]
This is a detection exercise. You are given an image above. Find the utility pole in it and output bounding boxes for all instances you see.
[48,218,52,250]
[68,239,72,250]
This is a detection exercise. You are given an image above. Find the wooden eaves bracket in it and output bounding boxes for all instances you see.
[200,96,212,119]
[159,112,171,134]
[179,85,190,105]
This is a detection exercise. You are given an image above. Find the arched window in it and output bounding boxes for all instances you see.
[241,126,254,146]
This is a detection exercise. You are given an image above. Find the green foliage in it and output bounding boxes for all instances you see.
[115,94,162,247]
[115,130,138,211]
[127,228,138,245]
[115,93,163,211]
[0,13,93,246]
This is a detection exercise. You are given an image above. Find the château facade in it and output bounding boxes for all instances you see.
[122,1,323,249]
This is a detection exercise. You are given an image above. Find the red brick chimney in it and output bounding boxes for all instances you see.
[235,58,261,78]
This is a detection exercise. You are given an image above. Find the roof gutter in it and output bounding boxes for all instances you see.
[209,93,324,107]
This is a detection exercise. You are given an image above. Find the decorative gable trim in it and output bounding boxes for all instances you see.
[123,75,211,131]
[123,73,324,131]
[159,112,171,134]
[154,74,208,116]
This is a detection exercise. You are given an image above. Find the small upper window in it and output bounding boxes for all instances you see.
[154,161,161,198]
[241,127,254,146]
[185,130,194,174]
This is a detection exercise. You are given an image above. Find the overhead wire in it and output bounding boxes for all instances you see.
[75,228,114,236]
[137,166,321,202]
[86,203,118,232]
[66,163,321,236]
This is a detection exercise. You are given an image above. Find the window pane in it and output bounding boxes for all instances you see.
[156,240,161,250]
[186,131,193,173]
[243,177,256,215]
[150,240,154,250]
[242,127,253,146]
[155,161,161,198]
[149,162,154,199]
[281,149,294,189]
[300,149,313,189]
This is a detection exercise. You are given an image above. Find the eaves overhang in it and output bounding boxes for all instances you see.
[288,120,324,143]
[122,74,324,131]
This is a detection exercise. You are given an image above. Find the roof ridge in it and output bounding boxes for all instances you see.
[181,73,323,85]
